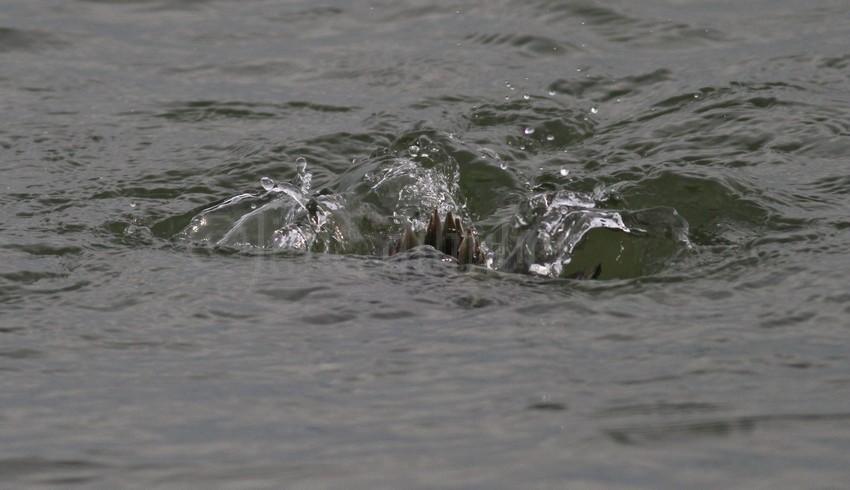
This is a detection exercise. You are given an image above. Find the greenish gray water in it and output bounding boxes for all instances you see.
[2,0,850,488]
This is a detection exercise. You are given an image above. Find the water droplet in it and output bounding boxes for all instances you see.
[523,94,530,100]
[590,107,598,114]
[524,127,535,135]
[295,157,307,173]
[260,176,275,191]
[694,93,700,99]
[129,201,137,208]
[408,145,420,155]
[548,90,556,96]
[546,135,555,142]
[479,148,496,158]
[250,203,257,209]
[500,161,508,170]
[559,167,570,177]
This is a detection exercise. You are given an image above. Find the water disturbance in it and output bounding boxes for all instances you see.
[3,0,850,488]
[176,149,690,279]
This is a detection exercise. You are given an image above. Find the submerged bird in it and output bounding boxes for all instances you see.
[388,209,484,265]
[388,209,601,279]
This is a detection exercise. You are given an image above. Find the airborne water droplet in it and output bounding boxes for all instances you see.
[295,157,307,173]
[500,161,508,170]
[523,94,530,100]
[408,145,420,156]
[559,167,570,176]
[590,107,598,114]
[524,127,535,135]
[548,90,556,96]
[260,176,275,191]
[546,135,555,142]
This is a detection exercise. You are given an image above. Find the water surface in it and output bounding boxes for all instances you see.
[3,0,850,488]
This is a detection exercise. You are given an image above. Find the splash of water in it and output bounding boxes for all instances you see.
[498,189,689,278]
[176,144,690,279]
[177,158,356,253]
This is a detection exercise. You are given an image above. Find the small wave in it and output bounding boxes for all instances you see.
[461,32,579,56]
[0,27,65,53]
[156,100,356,123]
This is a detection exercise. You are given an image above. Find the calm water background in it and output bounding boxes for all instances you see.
[3,0,850,488]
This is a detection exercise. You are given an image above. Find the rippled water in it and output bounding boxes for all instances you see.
[3,0,850,488]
